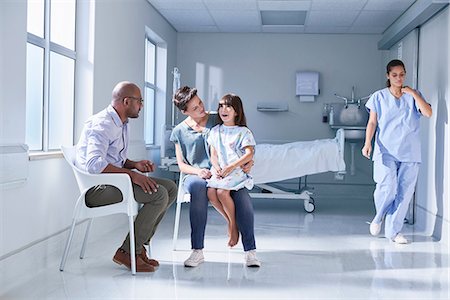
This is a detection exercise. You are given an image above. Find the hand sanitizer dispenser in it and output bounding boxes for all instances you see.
[329,106,335,125]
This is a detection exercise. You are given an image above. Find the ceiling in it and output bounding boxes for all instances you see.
[147,0,416,34]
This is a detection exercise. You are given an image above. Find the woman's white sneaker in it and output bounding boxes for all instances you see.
[245,250,261,267]
[392,233,408,244]
[184,249,204,267]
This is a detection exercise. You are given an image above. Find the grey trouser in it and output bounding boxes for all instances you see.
[85,177,177,254]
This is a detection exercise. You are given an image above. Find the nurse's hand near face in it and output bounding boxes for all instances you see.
[401,86,415,96]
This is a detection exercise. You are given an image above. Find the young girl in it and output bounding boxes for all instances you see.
[362,59,432,244]
[207,94,256,247]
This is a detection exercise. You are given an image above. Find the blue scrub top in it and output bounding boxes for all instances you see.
[365,87,423,163]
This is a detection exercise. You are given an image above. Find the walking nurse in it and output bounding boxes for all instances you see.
[362,59,432,244]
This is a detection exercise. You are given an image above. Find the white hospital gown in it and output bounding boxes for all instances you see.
[207,125,255,190]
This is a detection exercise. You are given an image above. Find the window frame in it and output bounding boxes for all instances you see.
[26,0,77,152]
[144,36,157,145]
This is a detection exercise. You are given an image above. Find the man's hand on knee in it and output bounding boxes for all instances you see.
[130,171,158,193]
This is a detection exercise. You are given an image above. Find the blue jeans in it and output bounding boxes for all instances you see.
[183,175,256,251]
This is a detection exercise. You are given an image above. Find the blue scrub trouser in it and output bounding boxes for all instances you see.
[183,175,256,251]
[372,157,420,239]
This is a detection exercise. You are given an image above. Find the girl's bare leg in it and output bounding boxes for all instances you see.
[207,188,231,226]
[217,189,239,247]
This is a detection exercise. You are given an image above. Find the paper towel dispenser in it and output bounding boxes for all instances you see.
[296,71,319,96]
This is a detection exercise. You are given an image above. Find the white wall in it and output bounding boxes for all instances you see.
[0,0,27,145]
[415,7,449,244]
[176,33,385,187]
[93,0,177,145]
[0,0,177,258]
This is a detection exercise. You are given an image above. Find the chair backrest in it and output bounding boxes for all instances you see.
[61,145,93,193]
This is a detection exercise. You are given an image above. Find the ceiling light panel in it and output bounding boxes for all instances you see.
[261,10,307,25]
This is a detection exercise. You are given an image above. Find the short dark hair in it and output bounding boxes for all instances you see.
[173,86,198,111]
[386,59,406,87]
[217,93,247,127]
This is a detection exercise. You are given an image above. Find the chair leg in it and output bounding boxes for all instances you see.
[172,202,182,250]
[60,219,77,271]
[128,216,136,275]
[80,218,93,259]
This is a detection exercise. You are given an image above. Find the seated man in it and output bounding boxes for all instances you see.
[76,81,177,272]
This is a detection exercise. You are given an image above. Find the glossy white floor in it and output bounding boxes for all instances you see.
[0,194,448,299]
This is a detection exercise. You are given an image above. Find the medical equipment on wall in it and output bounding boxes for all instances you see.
[329,105,335,125]
[334,86,370,109]
[171,67,181,126]
[159,67,181,167]
[256,102,289,112]
[322,104,329,123]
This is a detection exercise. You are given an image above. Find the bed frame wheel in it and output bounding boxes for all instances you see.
[304,198,315,213]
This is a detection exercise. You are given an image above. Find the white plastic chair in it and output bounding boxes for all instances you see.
[59,145,140,274]
[172,172,191,250]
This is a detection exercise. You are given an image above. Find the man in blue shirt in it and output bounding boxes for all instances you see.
[76,81,177,272]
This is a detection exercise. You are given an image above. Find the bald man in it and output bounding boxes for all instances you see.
[76,81,177,272]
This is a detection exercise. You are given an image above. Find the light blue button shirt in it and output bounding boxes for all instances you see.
[76,105,129,173]
[366,87,422,162]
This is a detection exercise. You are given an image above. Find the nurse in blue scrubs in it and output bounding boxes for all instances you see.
[362,59,432,244]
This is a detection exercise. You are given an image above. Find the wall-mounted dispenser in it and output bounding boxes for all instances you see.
[256,102,289,112]
[296,71,319,102]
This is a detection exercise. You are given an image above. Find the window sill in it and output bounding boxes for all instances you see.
[29,151,63,161]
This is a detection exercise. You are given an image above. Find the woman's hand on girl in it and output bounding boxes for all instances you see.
[241,160,254,173]
[197,168,212,179]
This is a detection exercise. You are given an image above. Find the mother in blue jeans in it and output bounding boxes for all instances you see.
[170,86,260,268]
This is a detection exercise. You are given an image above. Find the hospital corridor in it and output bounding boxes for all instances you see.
[1,0,449,299]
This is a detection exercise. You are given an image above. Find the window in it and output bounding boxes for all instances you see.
[26,0,76,151]
[144,37,156,145]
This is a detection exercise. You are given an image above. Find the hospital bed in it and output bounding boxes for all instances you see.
[160,126,346,249]
[249,128,346,213]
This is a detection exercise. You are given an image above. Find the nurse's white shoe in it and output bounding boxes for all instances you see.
[392,233,408,244]
[369,222,381,236]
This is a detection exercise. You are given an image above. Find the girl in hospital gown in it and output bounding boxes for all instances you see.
[207,94,256,247]
[362,59,432,244]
